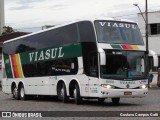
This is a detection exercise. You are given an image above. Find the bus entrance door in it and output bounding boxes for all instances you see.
[88,76,99,97]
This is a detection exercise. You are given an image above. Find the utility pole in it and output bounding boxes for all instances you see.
[145,0,148,54]
[133,0,148,54]
[0,0,5,35]
[134,0,150,86]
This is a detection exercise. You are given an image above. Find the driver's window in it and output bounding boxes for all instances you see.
[136,58,145,72]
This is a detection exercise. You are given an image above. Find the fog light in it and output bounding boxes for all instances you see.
[141,85,147,89]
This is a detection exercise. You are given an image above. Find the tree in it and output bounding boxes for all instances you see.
[1,26,14,35]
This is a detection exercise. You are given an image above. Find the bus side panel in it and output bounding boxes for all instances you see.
[2,78,13,94]
[21,77,57,95]
[1,54,11,94]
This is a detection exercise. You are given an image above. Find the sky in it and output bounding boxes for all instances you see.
[4,0,160,32]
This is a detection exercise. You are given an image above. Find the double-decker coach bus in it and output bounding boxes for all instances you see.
[2,18,154,105]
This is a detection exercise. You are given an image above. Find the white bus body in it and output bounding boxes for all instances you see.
[2,18,150,104]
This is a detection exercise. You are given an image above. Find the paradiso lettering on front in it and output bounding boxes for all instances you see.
[3,43,82,78]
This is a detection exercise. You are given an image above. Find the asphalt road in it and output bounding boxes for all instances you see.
[0,88,160,120]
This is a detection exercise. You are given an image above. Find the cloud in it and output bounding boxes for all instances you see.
[12,0,50,6]
[48,4,69,10]
[7,0,53,10]
[9,5,34,10]
[5,0,160,32]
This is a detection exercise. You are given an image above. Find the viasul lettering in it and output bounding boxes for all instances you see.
[29,47,64,62]
[99,22,137,29]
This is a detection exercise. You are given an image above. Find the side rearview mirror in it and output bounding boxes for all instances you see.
[149,50,158,67]
[98,48,106,65]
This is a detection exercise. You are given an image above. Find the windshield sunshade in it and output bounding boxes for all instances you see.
[95,21,144,45]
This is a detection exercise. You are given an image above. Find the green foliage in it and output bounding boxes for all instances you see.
[2,26,14,35]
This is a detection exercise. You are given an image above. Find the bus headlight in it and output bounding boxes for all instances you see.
[140,84,147,89]
[101,84,114,89]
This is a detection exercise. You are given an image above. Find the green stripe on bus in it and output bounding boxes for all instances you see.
[3,54,13,78]
[20,43,82,65]
[111,44,122,49]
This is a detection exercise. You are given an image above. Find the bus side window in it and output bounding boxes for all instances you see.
[49,58,78,76]
[89,52,98,77]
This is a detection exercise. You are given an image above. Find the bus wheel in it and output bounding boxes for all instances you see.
[19,85,27,100]
[12,86,20,100]
[111,98,120,105]
[74,84,82,105]
[58,83,69,103]
[98,98,105,104]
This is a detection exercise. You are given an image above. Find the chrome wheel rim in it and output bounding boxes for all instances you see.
[20,88,25,98]
[13,88,17,97]
[74,89,77,99]
[61,88,64,98]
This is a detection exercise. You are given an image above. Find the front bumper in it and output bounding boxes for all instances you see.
[99,88,148,98]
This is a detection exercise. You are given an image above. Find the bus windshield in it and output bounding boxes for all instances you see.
[101,50,147,80]
[95,21,144,45]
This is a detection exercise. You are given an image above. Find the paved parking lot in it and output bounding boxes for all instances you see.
[0,88,160,120]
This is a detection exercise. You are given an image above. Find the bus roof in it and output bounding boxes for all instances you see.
[3,17,136,44]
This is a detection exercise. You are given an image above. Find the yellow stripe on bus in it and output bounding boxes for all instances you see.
[131,45,139,50]
[15,54,23,78]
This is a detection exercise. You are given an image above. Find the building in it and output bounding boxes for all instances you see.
[137,11,160,87]
[0,0,5,35]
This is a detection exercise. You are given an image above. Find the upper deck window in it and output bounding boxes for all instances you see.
[95,21,144,45]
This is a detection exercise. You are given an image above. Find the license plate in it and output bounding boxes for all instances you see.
[124,92,132,95]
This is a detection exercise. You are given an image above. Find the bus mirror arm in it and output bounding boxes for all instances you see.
[149,50,158,67]
[98,48,106,66]
[153,55,158,67]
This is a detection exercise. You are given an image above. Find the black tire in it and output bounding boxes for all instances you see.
[57,83,69,103]
[98,98,105,104]
[111,98,120,105]
[74,84,82,105]
[12,85,20,100]
[19,85,27,100]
